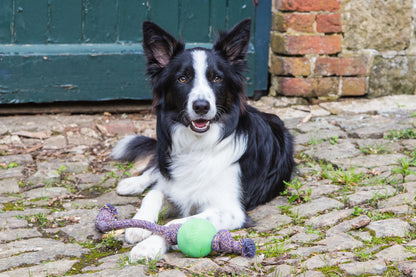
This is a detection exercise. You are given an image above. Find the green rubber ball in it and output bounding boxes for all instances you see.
[177,218,217,258]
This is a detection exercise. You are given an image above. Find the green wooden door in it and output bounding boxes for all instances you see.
[0,0,271,104]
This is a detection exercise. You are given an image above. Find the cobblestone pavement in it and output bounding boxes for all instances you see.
[0,95,416,277]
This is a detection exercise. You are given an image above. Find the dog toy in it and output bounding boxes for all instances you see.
[95,204,255,258]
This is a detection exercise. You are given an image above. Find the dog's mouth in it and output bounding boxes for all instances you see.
[190,119,211,133]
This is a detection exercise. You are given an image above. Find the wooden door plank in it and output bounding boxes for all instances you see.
[0,53,151,103]
[209,0,227,41]
[0,0,12,43]
[149,0,179,37]
[118,0,149,42]
[179,0,210,42]
[14,0,48,43]
[84,0,118,43]
[48,0,82,43]
[227,0,253,28]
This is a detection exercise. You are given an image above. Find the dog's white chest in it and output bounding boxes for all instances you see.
[155,124,246,216]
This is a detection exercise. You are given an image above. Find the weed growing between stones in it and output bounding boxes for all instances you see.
[261,238,288,258]
[320,163,365,187]
[319,264,343,276]
[104,162,134,181]
[359,142,389,155]
[352,206,365,216]
[0,161,18,169]
[391,157,416,183]
[283,178,311,203]
[353,248,373,262]
[329,136,338,145]
[25,213,49,227]
[384,127,416,140]
[383,267,406,277]
[308,137,324,145]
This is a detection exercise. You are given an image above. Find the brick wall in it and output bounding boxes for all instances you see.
[269,0,370,100]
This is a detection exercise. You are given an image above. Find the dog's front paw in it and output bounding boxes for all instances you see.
[125,227,152,244]
[130,235,168,262]
[116,177,145,196]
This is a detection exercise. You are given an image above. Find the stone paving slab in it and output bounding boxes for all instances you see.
[0,95,415,276]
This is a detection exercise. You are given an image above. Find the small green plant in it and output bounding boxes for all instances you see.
[308,137,324,145]
[410,150,416,164]
[95,235,123,252]
[384,128,416,140]
[352,206,364,216]
[262,238,287,258]
[329,136,338,145]
[391,157,416,183]
[0,162,19,169]
[359,143,388,155]
[55,165,67,180]
[57,164,67,172]
[27,213,49,227]
[353,248,373,261]
[321,163,364,187]
[105,162,134,180]
[283,178,311,203]
[157,206,169,225]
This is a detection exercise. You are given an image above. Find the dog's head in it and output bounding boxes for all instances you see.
[142,19,251,134]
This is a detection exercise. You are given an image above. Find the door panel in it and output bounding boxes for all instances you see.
[0,0,271,104]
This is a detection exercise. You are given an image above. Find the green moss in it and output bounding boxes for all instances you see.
[318,265,343,276]
[66,236,128,275]
[2,200,25,211]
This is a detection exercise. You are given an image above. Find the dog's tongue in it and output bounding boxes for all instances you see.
[193,119,208,128]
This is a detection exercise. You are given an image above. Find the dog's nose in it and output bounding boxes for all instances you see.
[192,99,210,115]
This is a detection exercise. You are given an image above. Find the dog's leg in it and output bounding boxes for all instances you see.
[130,234,169,261]
[125,189,164,244]
[116,168,155,196]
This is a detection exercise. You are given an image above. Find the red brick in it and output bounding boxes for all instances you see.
[341,77,367,96]
[271,34,342,55]
[277,77,340,98]
[277,77,315,97]
[274,12,315,33]
[315,57,368,76]
[316,14,342,33]
[277,0,340,12]
[270,56,311,76]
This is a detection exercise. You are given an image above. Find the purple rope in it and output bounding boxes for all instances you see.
[95,204,255,257]
[95,204,180,244]
[211,230,256,258]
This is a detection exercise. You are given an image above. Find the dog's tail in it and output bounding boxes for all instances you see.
[110,135,157,162]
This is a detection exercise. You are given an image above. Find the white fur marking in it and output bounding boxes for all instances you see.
[124,189,164,244]
[130,235,168,261]
[116,169,155,196]
[187,50,217,120]
[155,125,248,230]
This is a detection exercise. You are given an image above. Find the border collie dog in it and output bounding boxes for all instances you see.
[111,19,294,260]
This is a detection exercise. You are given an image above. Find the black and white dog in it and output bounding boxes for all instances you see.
[111,19,295,260]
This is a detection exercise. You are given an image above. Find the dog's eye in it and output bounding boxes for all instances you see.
[213,75,222,83]
[178,76,187,83]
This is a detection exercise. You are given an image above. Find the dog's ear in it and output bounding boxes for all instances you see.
[214,18,251,64]
[142,21,184,68]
